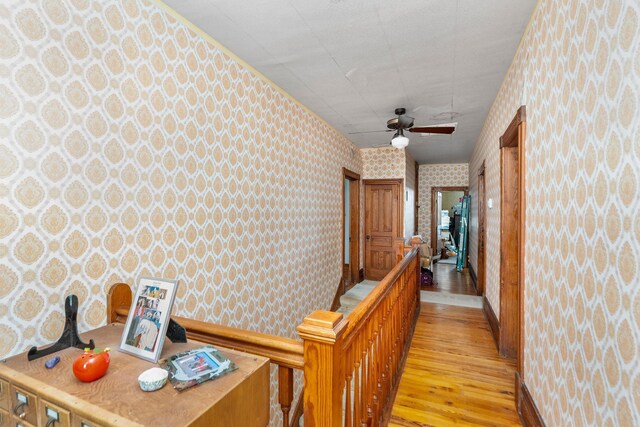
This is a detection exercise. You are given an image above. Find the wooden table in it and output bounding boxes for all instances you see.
[0,324,269,427]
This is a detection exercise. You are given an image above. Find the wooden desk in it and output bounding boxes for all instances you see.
[0,324,269,427]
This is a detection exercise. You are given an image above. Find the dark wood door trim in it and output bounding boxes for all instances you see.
[344,168,360,180]
[498,106,526,394]
[414,161,419,235]
[430,186,469,256]
[477,162,486,296]
[500,107,526,148]
[342,168,361,286]
[363,179,404,280]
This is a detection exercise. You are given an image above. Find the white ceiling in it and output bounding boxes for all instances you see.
[164,0,537,164]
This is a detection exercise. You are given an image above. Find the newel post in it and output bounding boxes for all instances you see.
[296,310,347,427]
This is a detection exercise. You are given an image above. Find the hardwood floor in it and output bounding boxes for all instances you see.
[422,261,476,295]
[389,303,521,427]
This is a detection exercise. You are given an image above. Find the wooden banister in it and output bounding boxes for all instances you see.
[344,247,418,339]
[297,247,420,426]
[108,285,303,370]
[106,246,420,427]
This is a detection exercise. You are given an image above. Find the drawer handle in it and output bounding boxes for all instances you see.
[45,407,60,426]
[13,402,26,418]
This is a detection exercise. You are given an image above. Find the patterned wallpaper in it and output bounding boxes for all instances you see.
[0,0,363,422]
[361,147,405,180]
[468,0,640,425]
[416,163,469,247]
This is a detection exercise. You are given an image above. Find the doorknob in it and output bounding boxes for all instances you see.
[366,235,371,240]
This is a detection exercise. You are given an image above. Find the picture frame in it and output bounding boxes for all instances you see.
[119,277,179,363]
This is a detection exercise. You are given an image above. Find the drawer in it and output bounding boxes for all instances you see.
[73,417,102,427]
[39,400,70,427]
[9,386,37,426]
[10,416,35,427]
[0,380,8,411]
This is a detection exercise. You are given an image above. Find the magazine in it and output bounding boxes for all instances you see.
[162,345,238,391]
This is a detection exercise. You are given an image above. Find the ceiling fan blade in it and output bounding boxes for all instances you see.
[408,126,456,135]
[347,130,393,135]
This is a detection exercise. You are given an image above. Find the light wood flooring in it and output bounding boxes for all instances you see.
[389,303,521,427]
[422,262,476,296]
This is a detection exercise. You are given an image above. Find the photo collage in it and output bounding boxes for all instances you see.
[124,285,168,352]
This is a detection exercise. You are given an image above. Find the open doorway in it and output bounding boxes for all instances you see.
[426,186,472,295]
[435,190,466,260]
[343,168,360,290]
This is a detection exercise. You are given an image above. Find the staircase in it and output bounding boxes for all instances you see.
[336,280,380,316]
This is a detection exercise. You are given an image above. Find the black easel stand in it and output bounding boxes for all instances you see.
[166,318,187,343]
[27,295,95,361]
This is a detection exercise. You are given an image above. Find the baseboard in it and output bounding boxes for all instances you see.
[518,376,546,427]
[358,268,364,283]
[483,296,500,351]
[468,263,477,288]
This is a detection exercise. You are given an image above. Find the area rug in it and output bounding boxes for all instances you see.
[420,291,483,308]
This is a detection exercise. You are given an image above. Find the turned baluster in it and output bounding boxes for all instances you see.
[366,321,375,425]
[353,336,361,427]
[278,366,293,427]
[344,345,352,427]
[361,329,369,427]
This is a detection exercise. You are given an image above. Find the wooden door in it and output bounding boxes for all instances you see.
[364,180,402,280]
[477,163,486,296]
[499,106,526,363]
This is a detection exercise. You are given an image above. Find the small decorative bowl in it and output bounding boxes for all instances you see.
[138,367,168,392]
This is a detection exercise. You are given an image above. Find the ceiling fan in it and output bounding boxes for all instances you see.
[349,108,457,149]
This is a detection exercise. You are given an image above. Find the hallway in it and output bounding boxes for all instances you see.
[422,261,476,296]
[389,302,521,426]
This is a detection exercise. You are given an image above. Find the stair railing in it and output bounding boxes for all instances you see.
[106,246,420,426]
[296,247,420,426]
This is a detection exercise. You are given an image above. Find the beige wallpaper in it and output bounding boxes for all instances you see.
[0,0,363,422]
[416,163,469,247]
[468,0,640,425]
[361,147,405,180]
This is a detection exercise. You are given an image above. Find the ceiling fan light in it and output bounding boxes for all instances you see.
[391,133,409,149]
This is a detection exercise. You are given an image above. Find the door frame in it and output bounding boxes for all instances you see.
[498,106,526,396]
[430,186,469,256]
[477,162,486,296]
[342,168,361,286]
[363,178,404,280]
[414,162,419,235]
